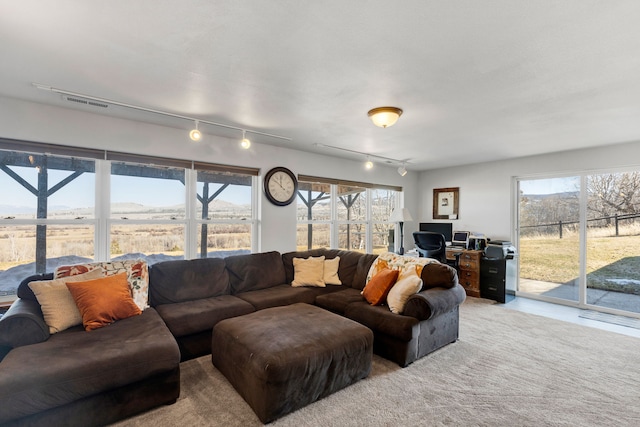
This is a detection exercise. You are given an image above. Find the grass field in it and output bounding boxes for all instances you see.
[520,234,640,294]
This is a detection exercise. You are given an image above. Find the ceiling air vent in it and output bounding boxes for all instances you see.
[62,95,108,109]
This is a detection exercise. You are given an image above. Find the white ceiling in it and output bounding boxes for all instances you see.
[2,0,640,171]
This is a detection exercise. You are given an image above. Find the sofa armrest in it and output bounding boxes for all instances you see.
[403,283,467,321]
[0,299,50,349]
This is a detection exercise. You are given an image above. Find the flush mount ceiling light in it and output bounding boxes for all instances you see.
[367,106,403,128]
[397,163,408,177]
[189,121,202,141]
[240,130,251,149]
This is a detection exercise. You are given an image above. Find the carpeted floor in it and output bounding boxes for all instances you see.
[114,298,640,426]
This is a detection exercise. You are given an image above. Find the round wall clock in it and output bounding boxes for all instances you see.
[264,167,298,206]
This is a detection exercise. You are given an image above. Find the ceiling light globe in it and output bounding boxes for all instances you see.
[189,129,202,141]
[367,107,403,128]
[241,138,251,149]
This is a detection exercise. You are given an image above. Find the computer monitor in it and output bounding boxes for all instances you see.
[419,222,453,243]
[452,231,470,248]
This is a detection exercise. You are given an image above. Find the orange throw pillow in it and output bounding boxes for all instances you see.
[66,272,142,331]
[362,268,400,306]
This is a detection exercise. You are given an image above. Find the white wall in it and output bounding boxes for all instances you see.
[417,140,640,242]
[0,95,419,253]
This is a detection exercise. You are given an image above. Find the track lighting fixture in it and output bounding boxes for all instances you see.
[32,83,292,144]
[189,121,202,141]
[314,144,409,176]
[240,130,251,149]
[365,158,374,169]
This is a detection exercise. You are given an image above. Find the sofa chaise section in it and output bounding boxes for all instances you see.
[0,306,180,427]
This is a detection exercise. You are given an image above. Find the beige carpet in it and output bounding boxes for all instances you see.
[114,298,640,426]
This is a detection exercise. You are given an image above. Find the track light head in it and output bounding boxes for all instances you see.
[240,130,251,149]
[397,164,407,176]
[189,121,202,141]
[365,158,374,169]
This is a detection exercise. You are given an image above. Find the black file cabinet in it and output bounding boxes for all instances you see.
[480,258,515,303]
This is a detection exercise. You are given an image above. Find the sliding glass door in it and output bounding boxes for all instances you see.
[518,177,581,303]
[585,173,640,314]
[517,172,640,317]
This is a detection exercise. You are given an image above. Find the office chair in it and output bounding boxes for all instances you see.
[412,231,447,264]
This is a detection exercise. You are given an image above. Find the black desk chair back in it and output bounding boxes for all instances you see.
[413,231,447,263]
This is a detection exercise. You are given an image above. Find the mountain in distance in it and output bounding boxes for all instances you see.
[0,200,249,217]
[0,204,72,215]
[522,191,578,200]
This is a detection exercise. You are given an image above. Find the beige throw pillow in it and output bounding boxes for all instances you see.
[387,275,423,314]
[28,268,105,333]
[291,256,326,287]
[323,257,342,285]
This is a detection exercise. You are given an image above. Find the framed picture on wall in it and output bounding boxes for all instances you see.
[433,187,459,219]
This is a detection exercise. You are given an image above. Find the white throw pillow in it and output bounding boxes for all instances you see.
[386,275,423,314]
[323,257,342,285]
[28,268,105,333]
[291,256,326,287]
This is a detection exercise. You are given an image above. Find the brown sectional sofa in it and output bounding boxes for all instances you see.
[0,248,465,426]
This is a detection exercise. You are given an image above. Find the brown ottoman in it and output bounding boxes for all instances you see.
[211,303,373,423]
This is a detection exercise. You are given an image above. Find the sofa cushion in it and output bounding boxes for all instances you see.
[420,262,458,289]
[226,251,286,294]
[154,295,255,337]
[291,256,326,287]
[0,308,180,424]
[149,257,229,305]
[235,284,324,310]
[315,288,364,315]
[66,273,142,331]
[345,301,420,342]
[17,273,54,301]
[352,253,379,290]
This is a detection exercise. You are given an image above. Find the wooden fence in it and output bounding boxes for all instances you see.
[520,213,640,238]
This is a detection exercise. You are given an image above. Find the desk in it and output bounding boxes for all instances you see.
[446,248,482,297]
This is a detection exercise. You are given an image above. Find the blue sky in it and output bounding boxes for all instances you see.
[520,176,580,195]
[0,166,250,210]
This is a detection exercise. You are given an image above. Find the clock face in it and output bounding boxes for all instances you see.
[264,167,298,206]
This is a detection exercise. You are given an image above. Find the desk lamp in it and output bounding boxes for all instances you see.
[389,208,413,255]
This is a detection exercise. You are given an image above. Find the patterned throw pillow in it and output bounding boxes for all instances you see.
[366,252,438,284]
[55,259,149,310]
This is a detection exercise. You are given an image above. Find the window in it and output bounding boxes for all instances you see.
[297,175,401,254]
[0,139,258,303]
[110,162,186,262]
[296,180,331,250]
[0,151,96,301]
[196,169,254,258]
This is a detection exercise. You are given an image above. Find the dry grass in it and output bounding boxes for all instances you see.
[520,233,640,294]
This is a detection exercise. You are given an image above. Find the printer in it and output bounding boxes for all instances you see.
[485,240,515,259]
